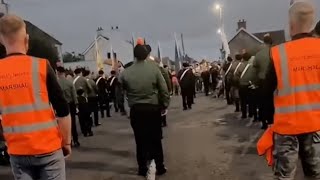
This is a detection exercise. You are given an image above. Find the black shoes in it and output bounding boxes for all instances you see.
[88,132,94,137]
[183,107,188,111]
[156,166,167,176]
[95,123,102,126]
[73,141,80,148]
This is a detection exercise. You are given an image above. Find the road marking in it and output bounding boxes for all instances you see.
[146,160,156,180]
[245,120,253,127]
[240,131,262,157]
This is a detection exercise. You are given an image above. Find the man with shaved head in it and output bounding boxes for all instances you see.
[257,1,320,179]
[0,15,71,180]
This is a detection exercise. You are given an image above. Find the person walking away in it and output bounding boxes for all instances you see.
[96,70,111,118]
[171,72,180,95]
[201,68,211,96]
[0,14,71,180]
[73,68,92,97]
[110,70,127,116]
[57,66,80,147]
[223,57,233,104]
[239,54,260,123]
[178,62,195,110]
[253,34,274,129]
[149,56,172,127]
[226,54,243,112]
[120,44,170,177]
[258,2,320,179]
[84,70,100,126]
[235,52,257,119]
[107,70,119,112]
[77,89,93,137]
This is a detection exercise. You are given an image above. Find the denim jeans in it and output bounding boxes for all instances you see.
[10,149,66,180]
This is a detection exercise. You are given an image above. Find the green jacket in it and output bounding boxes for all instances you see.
[73,75,92,97]
[225,60,241,84]
[120,60,170,108]
[57,77,78,104]
[252,46,271,85]
[86,78,98,98]
[234,61,249,87]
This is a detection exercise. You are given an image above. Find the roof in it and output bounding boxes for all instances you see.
[25,20,62,45]
[228,27,263,44]
[253,30,286,45]
[82,35,109,55]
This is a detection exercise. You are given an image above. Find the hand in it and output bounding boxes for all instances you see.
[62,144,72,159]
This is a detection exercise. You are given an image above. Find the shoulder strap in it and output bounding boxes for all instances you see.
[240,64,251,79]
[96,77,103,85]
[73,76,80,85]
[180,69,190,81]
[233,62,242,75]
[225,63,233,75]
[110,77,116,86]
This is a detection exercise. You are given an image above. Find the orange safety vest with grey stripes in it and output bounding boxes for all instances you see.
[271,37,320,135]
[0,55,62,155]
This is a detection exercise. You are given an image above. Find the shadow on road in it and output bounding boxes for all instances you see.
[75,146,134,158]
[67,161,135,175]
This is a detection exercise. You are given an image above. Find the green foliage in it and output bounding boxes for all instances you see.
[62,52,84,63]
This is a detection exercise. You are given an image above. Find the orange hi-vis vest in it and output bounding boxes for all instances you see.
[271,37,320,135]
[0,55,62,155]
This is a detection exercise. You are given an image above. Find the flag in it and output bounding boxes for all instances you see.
[181,33,185,57]
[110,45,118,73]
[131,33,135,61]
[174,33,182,73]
[290,0,294,5]
[157,42,164,67]
[94,35,104,71]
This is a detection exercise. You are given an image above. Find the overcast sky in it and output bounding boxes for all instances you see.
[9,0,320,60]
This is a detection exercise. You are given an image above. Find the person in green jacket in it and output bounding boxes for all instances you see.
[225,54,243,112]
[251,34,274,129]
[120,44,169,177]
[235,52,258,120]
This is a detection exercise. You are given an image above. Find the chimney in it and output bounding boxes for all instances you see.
[237,19,247,31]
[96,27,104,37]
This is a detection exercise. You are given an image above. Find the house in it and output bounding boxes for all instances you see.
[65,27,134,72]
[228,19,286,58]
[0,0,63,60]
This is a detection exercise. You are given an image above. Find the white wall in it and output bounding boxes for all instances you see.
[83,31,134,66]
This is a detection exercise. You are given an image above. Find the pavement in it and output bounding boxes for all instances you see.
[0,94,306,180]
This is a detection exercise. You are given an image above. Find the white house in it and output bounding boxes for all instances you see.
[65,27,134,73]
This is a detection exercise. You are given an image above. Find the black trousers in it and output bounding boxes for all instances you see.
[78,112,92,136]
[225,82,232,104]
[68,102,79,143]
[248,89,258,120]
[181,88,193,109]
[239,87,249,118]
[88,96,99,125]
[130,104,164,171]
[257,88,274,125]
[203,82,210,96]
[99,95,110,118]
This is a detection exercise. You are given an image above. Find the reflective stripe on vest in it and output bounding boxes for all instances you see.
[276,103,320,114]
[240,64,251,79]
[277,44,320,96]
[275,44,320,114]
[3,120,58,134]
[1,58,51,115]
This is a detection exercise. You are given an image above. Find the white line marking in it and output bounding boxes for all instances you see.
[245,120,253,127]
[240,131,262,157]
[146,160,156,180]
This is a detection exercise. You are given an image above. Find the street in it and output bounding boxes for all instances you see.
[0,95,305,180]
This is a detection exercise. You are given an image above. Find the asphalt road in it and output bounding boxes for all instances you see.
[0,95,306,180]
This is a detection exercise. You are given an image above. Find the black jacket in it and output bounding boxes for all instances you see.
[178,68,195,89]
